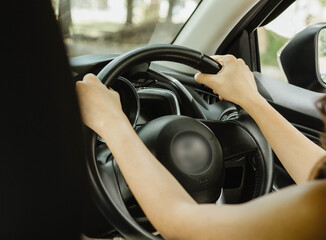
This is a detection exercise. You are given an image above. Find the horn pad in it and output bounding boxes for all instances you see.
[137,115,224,203]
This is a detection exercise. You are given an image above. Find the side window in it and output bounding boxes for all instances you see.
[258,0,326,82]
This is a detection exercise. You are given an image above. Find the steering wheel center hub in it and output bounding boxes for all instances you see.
[137,115,224,203]
[171,132,211,174]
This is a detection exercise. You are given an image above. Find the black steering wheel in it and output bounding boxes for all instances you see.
[85,44,273,239]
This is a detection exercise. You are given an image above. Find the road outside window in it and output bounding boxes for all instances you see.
[52,0,201,57]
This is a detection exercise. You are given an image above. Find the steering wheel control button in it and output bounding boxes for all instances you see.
[171,132,211,174]
[137,115,224,203]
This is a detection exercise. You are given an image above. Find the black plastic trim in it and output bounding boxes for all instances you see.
[254,71,324,130]
[171,0,203,44]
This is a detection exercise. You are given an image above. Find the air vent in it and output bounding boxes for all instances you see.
[195,89,219,105]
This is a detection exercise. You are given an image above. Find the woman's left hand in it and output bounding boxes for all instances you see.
[76,73,127,134]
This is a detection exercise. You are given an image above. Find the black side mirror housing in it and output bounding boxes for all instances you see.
[279,22,326,92]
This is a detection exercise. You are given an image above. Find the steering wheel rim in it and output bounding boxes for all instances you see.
[97,44,222,86]
[85,44,272,239]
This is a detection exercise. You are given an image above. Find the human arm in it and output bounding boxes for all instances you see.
[195,55,326,184]
[76,73,326,240]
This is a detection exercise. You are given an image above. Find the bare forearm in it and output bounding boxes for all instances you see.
[243,96,325,183]
[101,116,196,237]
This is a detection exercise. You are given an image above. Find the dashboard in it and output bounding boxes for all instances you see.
[70,54,240,127]
[71,53,324,197]
[75,62,239,129]
[113,79,183,126]
[107,75,185,127]
[137,88,180,125]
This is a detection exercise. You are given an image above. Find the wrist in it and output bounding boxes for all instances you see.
[241,93,268,114]
[101,115,135,146]
[97,111,130,133]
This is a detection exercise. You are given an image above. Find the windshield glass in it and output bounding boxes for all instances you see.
[53,0,201,57]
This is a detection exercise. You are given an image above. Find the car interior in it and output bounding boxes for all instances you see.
[2,0,326,239]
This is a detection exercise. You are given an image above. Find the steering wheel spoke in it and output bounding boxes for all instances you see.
[95,143,133,203]
[201,117,272,202]
[97,161,130,216]
[200,120,258,157]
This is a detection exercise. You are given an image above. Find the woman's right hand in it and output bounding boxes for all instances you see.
[194,55,261,109]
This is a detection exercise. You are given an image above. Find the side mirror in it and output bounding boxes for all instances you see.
[318,28,326,84]
[279,23,326,92]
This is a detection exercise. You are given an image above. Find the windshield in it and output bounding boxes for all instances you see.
[53,0,201,57]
